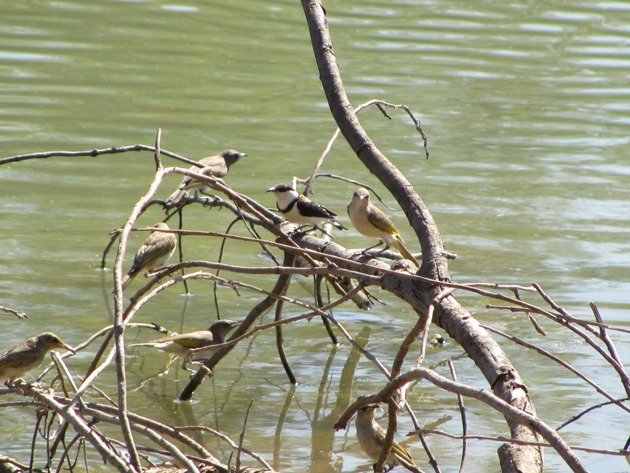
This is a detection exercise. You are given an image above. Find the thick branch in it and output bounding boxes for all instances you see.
[301,0,447,283]
[298,3,553,471]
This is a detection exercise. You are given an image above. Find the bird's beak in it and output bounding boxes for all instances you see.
[62,343,76,354]
[266,186,275,193]
[240,153,247,158]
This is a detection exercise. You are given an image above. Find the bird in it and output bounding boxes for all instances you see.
[347,187,419,266]
[166,149,247,205]
[266,183,345,231]
[0,333,75,384]
[122,222,178,290]
[355,403,421,472]
[130,320,239,371]
[429,334,445,346]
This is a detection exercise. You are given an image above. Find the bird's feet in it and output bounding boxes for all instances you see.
[288,226,313,238]
[371,462,395,472]
[351,250,368,260]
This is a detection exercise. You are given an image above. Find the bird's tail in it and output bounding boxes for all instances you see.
[166,187,187,205]
[121,272,135,291]
[392,235,420,266]
[398,457,423,473]
[332,219,347,230]
[392,442,421,473]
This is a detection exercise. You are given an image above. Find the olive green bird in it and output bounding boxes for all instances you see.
[355,403,422,472]
[122,222,178,290]
[166,149,247,205]
[0,333,75,384]
[347,187,419,266]
[130,320,239,371]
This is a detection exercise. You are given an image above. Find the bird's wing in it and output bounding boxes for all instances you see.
[0,337,37,359]
[0,347,26,365]
[198,154,227,176]
[0,340,46,378]
[132,330,211,348]
[167,331,214,349]
[171,154,226,195]
[296,195,337,219]
[128,232,176,274]
[367,205,400,237]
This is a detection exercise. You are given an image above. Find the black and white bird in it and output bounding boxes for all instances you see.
[266,183,345,231]
[166,149,247,205]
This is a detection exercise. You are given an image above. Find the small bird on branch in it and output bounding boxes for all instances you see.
[122,222,177,290]
[267,183,345,232]
[355,403,422,472]
[347,187,419,266]
[0,332,75,384]
[166,149,247,205]
[130,320,239,372]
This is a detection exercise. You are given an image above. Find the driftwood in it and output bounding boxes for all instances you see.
[1,2,629,473]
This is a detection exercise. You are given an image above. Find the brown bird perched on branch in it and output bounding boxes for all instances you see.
[266,183,345,231]
[355,403,421,472]
[122,222,177,290]
[130,320,239,371]
[0,333,75,384]
[166,149,247,205]
[347,187,419,266]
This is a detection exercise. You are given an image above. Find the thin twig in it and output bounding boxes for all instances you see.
[375,399,398,472]
[0,144,202,168]
[448,360,467,473]
[175,208,191,294]
[179,425,275,471]
[590,301,630,396]
[29,412,42,472]
[481,323,630,414]
[315,275,338,344]
[275,297,297,385]
[416,429,630,458]
[214,217,244,318]
[557,398,629,431]
[304,99,429,195]
[534,284,630,399]
[510,287,546,336]
[303,173,393,209]
[27,386,132,472]
[235,400,254,472]
[0,305,28,319]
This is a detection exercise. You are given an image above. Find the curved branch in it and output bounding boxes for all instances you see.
[300,3,546,471]
[301,0,447,282]
[335,367,587,473]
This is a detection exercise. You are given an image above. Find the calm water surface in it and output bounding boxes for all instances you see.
[1,1,629,472]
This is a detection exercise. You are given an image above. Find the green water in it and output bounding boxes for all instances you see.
[1,1,629,471]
